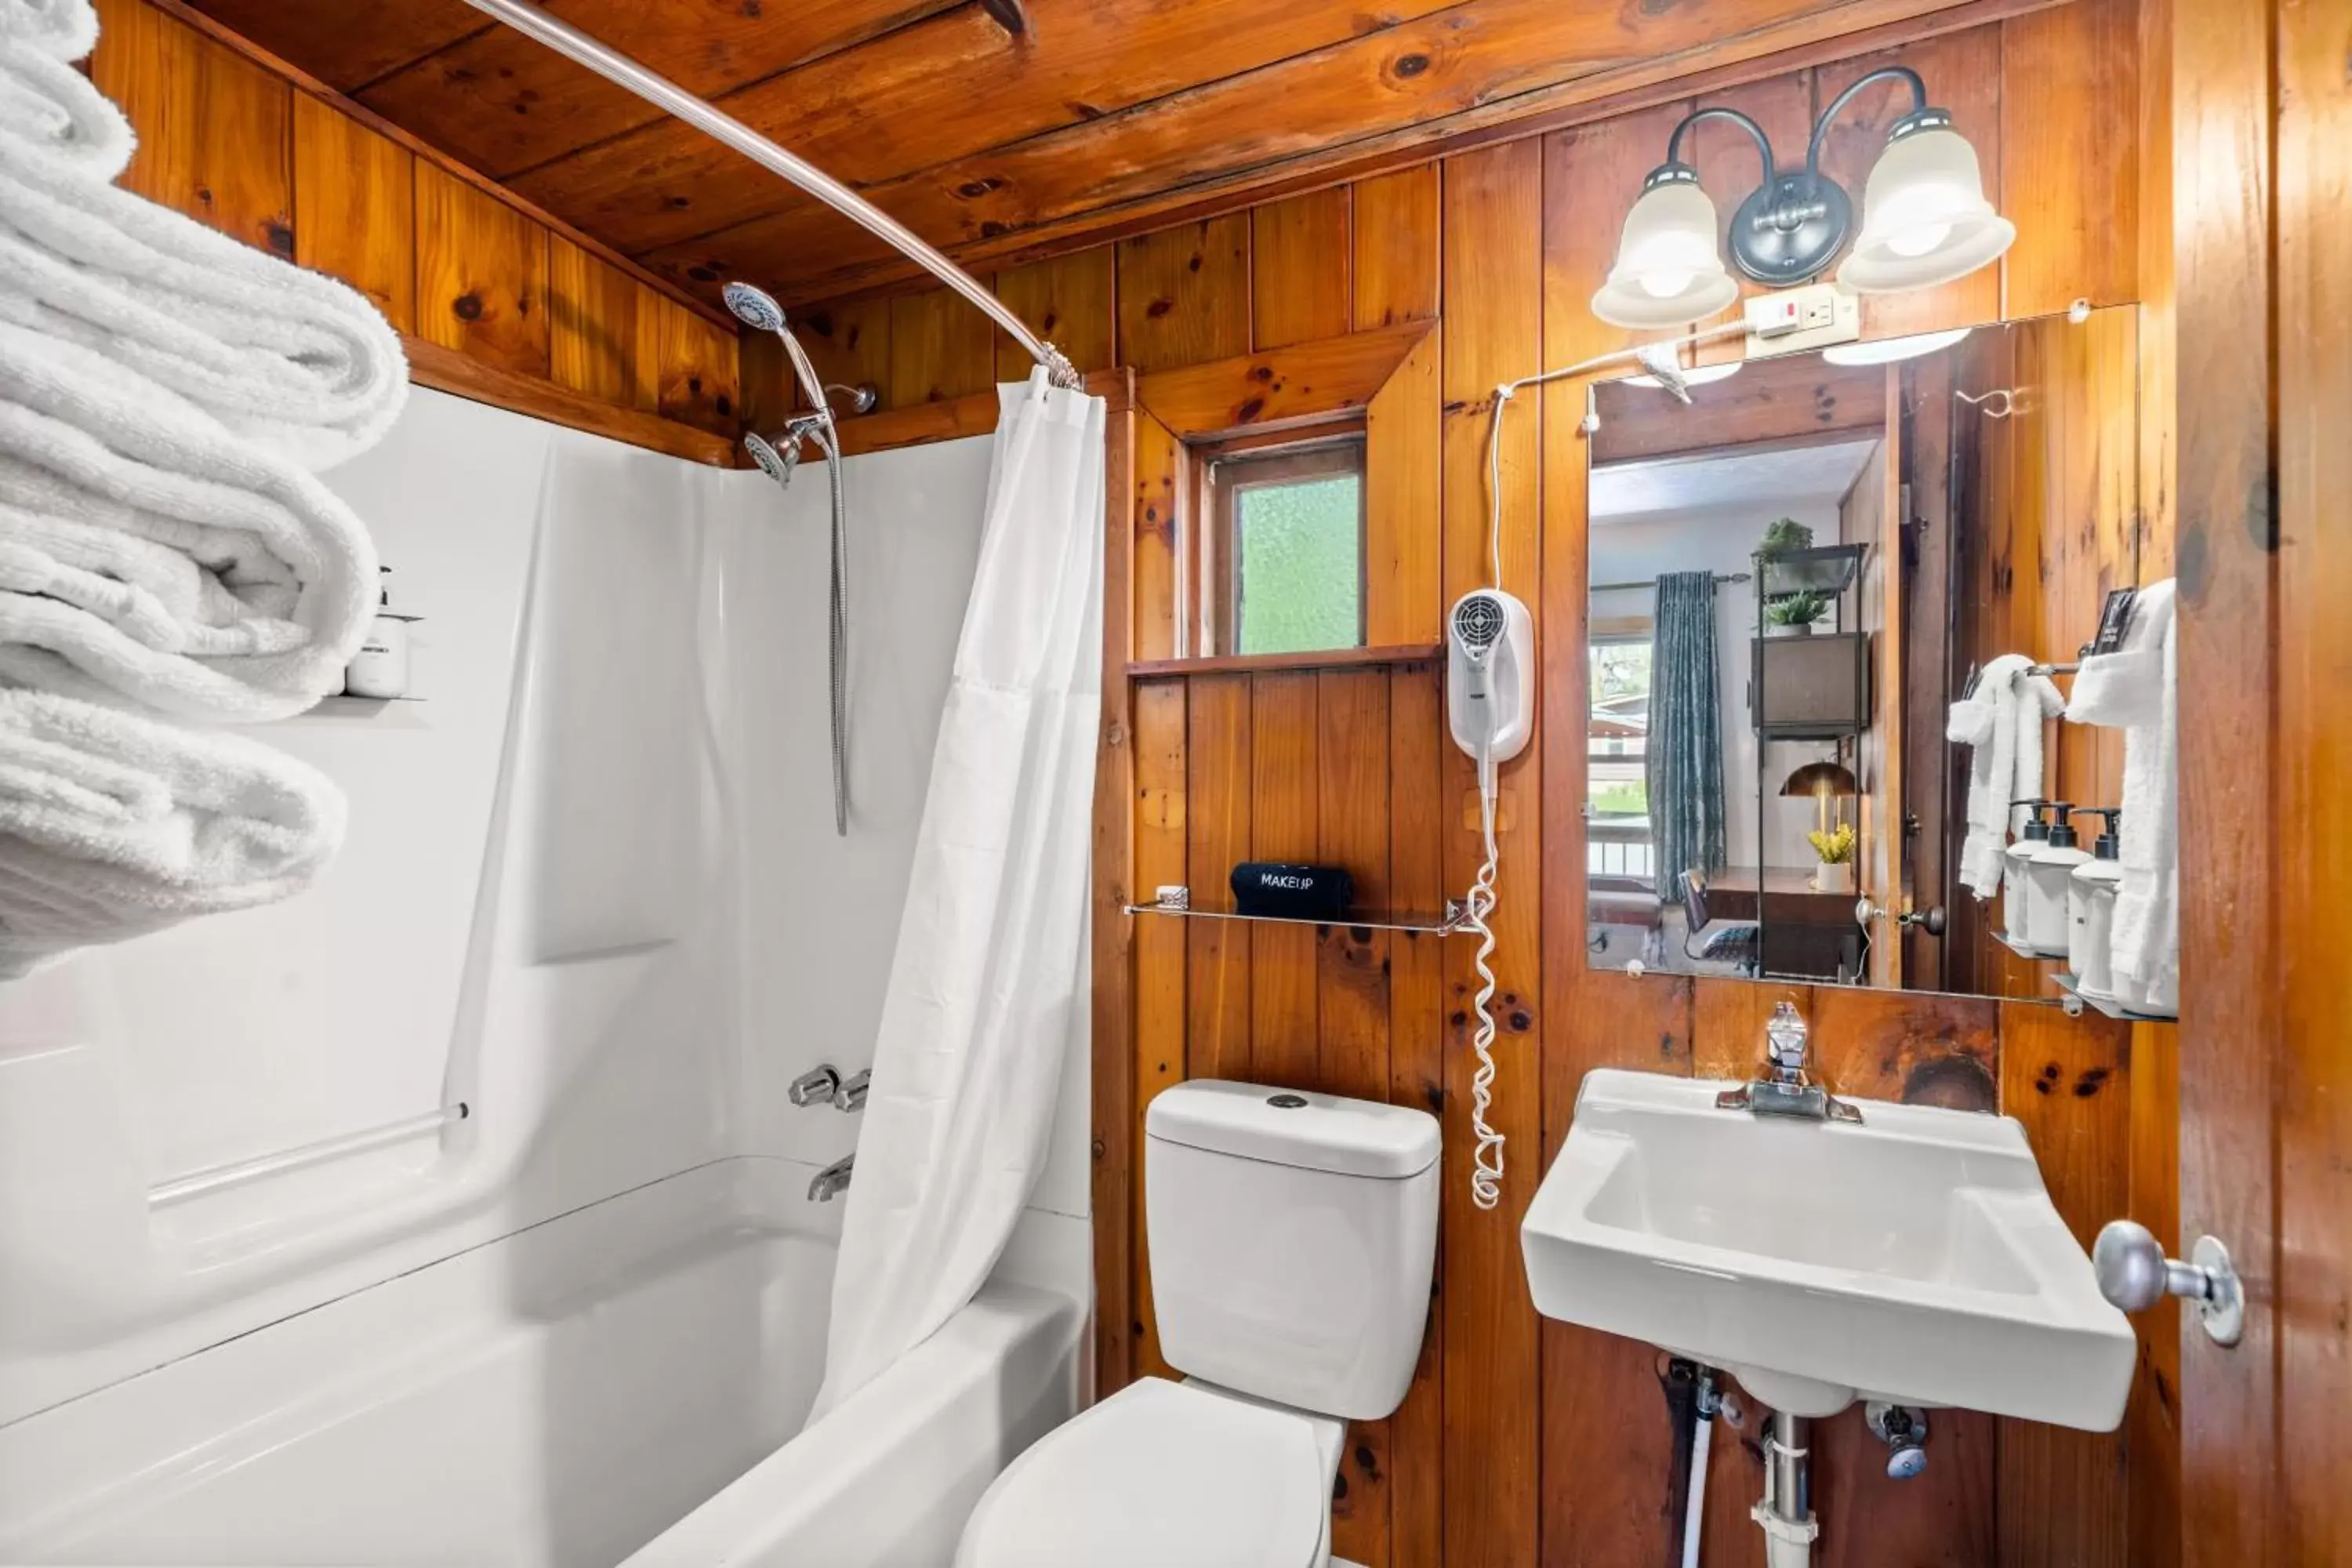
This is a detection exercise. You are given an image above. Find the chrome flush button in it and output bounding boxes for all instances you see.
[1266,1094,1308,1109]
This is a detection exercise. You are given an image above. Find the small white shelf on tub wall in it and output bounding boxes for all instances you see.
[289,694,428,727]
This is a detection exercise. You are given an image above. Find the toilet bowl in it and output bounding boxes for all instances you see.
[955,1080,1440,1568]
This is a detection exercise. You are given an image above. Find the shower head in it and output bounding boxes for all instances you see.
[744,428,799,487]
[724,276,842,452]
[721,281,787,333]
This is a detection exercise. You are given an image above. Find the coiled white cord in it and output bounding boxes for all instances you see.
[1460,320,1751,1215]
[1465,752,1504,1210]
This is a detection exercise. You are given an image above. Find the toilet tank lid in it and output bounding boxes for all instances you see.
[1146,1080,1439,1179]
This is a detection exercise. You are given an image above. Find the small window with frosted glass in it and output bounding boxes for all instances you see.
[1196,436,1365,657]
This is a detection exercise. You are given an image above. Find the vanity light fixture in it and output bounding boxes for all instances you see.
[1590,67,2014,329]
[1822,326,1975,366]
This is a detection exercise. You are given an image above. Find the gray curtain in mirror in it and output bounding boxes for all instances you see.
[1646,570,1726,901]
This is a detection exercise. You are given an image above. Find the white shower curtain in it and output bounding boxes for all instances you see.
[811,370,1105,1418]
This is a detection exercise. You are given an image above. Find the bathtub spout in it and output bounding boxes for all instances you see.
[808,1155,854,1202]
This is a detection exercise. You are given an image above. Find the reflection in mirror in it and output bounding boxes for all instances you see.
[1582,308,2175,1012]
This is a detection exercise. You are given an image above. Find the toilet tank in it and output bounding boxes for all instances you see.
[1145,1080,1439,1421]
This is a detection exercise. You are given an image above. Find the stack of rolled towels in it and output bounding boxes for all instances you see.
[0,0,405,975]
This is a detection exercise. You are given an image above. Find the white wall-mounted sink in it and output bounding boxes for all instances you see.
[1521,1069,2135,1429]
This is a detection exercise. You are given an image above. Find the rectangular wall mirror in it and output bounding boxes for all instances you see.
[1581,306,2168,1007]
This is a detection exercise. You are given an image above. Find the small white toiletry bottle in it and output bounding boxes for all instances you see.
[2025,803,2089,956]
[2070,808,2125,996]
[345,565,408,699]
[2001,800,2051,949]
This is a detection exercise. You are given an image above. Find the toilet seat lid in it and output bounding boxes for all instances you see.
[957,1377,1325,1568]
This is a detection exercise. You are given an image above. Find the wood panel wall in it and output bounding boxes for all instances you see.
[1943,306,2154,1001]
[1091,5,2181,1566]
[87,0,742,466]
[740,1,2186,1562]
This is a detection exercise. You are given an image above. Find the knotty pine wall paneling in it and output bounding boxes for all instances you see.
[744,5,2176,1558]
[1066,5,2177,1566]
[89,0,742,464]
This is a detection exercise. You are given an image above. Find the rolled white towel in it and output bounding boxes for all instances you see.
[0,0,98,59]
[0,31,131,186]
[0,158,408,468]
[0,684,346,977]
[0,318,376,720]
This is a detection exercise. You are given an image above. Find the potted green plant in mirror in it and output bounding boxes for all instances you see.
[1808,822,1857,895]
[1753,516,1815,564]
[1765,590,1828,637]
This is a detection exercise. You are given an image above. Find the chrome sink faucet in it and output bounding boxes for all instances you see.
[1715,1001,1864,1124]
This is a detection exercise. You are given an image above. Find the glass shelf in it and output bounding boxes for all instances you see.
[1126,898,1470,935]
[1994,931,2066,961]
[2055,971,2178,1022]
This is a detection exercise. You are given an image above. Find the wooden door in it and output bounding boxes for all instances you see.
[2165,0,2349,1563]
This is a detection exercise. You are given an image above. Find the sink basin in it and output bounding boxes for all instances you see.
[1521,1069,2135,1430]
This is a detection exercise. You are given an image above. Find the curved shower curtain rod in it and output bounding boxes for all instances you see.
[459,0,1085,391]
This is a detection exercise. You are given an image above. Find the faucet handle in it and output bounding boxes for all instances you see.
[1765,1000,1809,1074]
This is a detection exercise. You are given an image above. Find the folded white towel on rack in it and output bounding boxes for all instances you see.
[2067,579,2178,1007]
[1947,652,2043,898]
[0,319,378,720]
[0,684,345,976]
[2014,662,2064,826]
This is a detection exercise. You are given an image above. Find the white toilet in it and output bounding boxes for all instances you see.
[955,1079,1440,1568]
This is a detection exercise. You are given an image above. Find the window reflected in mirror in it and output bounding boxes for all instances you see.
[1581,307,2173,1012]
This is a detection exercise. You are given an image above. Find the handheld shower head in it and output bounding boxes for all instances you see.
[721,281,787,333]
[723,276,841,458]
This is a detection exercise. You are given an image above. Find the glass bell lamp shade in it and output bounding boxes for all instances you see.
[1838,115,2016,292]
[1591,173,1740,329]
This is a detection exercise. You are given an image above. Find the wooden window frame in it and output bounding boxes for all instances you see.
[1192,423,1367,657]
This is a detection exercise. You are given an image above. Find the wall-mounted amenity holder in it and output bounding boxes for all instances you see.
[319,564,424,710]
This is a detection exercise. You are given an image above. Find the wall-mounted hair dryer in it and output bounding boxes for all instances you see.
[1447,587,1535,783]
[1446,585,1532,1214]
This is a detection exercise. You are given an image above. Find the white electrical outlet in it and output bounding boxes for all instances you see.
[1743,283,1860,359]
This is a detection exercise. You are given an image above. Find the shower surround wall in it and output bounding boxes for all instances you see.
[0,393,1087,1432]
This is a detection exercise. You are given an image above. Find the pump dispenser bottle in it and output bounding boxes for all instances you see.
[2026,803,2089,956]
[345,565,408,699]
[2070,808,2125,996]
[2002,800,2053,948]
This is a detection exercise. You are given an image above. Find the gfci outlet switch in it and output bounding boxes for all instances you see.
[1744,283,1860,358]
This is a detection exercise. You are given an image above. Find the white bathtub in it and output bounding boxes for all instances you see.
[0,1158,1083,1566]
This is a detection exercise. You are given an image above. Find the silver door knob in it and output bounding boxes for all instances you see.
[2092,1220,2245,1347]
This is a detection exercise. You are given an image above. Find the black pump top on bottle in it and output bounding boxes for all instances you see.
[2010,798,2053,843]
[2077,806,2123,859]
[2043,802,2080,849]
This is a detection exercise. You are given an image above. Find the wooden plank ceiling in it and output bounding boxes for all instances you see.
[185,0,2008,310]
